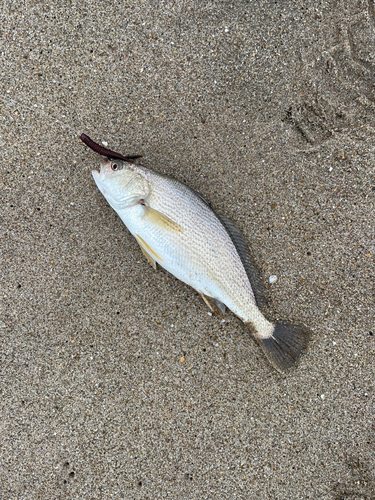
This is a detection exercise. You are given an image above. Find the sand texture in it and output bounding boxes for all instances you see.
[1,1,374,498]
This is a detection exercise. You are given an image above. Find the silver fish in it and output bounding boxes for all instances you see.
[81,134,310,373]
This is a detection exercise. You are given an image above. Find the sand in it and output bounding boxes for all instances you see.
[1,1,374,498]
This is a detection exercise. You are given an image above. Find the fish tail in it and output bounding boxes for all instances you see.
[254,323,311,373]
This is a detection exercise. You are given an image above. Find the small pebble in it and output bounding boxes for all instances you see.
[321,394,325,400]
[102,141,108,147]
[269,275,277,284]
[207,311,212,316]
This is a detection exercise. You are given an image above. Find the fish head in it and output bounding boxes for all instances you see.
[92,158,149,211]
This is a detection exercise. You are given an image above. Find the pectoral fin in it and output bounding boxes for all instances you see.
[134,234,163,270]
[143,206,182,233]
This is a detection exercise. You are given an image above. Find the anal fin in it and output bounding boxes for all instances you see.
[200,293,226,315]
[211,297,226,314]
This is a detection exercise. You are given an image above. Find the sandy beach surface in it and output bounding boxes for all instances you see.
[1,1,374,498]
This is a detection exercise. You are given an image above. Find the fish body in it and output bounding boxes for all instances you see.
[84,136,310,372]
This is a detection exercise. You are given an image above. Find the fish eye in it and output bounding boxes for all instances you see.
[111,161,123,171]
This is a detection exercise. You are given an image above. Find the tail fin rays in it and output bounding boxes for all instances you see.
[256,323,311,373]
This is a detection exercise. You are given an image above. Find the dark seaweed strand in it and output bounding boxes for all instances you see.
[80,134,142,162]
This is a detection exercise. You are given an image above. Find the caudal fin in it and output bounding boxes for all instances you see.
[256,323,310,373]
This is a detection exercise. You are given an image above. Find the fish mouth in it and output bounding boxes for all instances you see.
[92,158,110,184]
[92,169,104,183]
[92,170,107,195]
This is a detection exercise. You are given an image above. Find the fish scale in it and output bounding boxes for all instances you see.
[82,134,310,373]
[124,168,259,322]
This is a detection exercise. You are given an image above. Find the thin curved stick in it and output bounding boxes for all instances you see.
[80,134,142,162]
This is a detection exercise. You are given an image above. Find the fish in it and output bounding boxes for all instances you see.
[80,134,310,373]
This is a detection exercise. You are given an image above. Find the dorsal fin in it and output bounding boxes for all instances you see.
[214,214,269,310]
